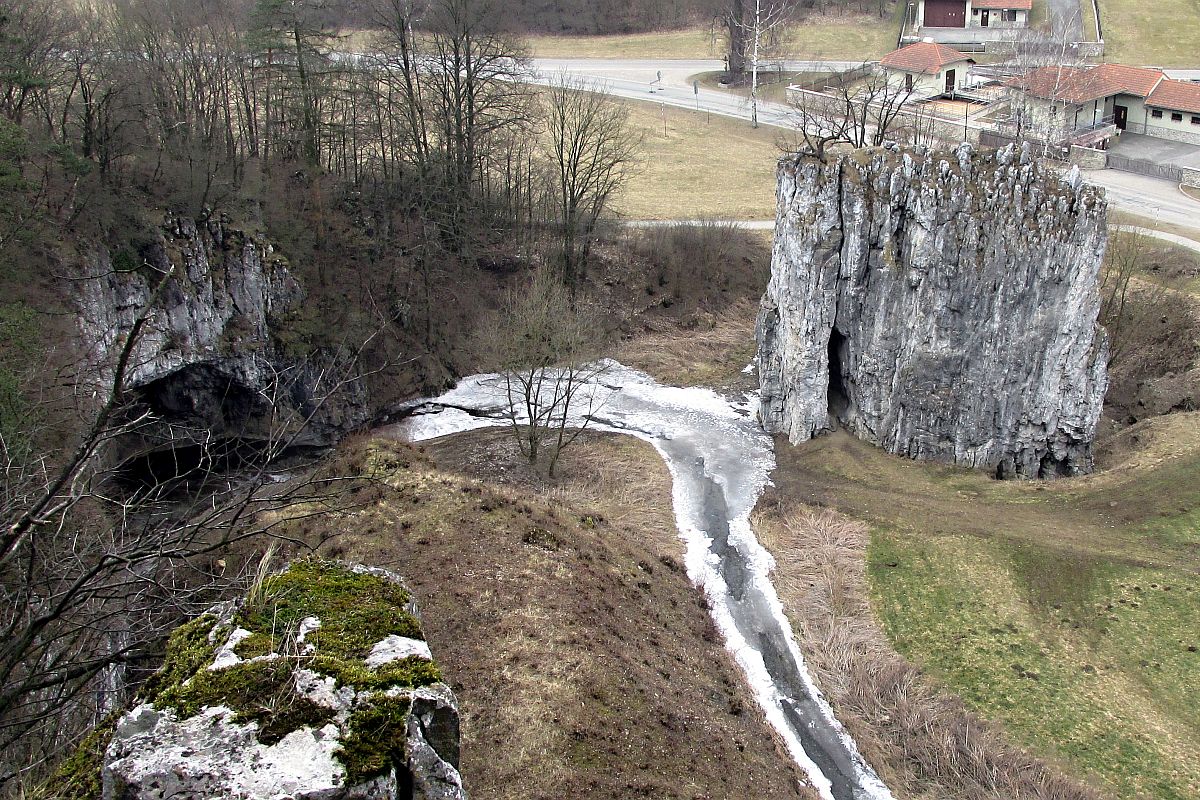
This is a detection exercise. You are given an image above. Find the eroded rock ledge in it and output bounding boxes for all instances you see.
[102,560,466,800]
[757,143,1109,478]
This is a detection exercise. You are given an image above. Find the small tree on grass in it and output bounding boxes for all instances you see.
[495,268,608,477]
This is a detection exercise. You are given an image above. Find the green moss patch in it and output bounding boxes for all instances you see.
[336,695,415,785]
[312,654,441,691]
[241,559,424,663]
[139,559,440,751]
[154,658,334,744]
[40,712,120,800]
[139,614,221,701]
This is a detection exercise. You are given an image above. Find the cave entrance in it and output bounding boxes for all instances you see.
[827,328,852,426]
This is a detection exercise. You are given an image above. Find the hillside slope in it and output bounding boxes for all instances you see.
[290,432,814,800]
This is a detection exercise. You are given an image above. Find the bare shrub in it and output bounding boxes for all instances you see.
[1100,232,1199,422]
[493,268,609,477]
[631,221,770,315]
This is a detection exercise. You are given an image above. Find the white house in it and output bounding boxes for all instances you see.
[879,41,976,97]
[917,0,1032,29]
[1006,63,1200,146]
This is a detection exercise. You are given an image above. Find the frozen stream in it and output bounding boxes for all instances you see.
[388,361,892,800]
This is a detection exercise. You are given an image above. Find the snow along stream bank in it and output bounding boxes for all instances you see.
[386,360,893,800]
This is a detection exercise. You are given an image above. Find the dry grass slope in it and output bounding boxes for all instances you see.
[291,433,814,800]
[754,505,1105,800]
[612,99,781,221]
[527,14,898,61]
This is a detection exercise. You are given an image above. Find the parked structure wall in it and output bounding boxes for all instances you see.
[880,64,971,96]
[1070,145,1107,168]
[918,0,1029,28]
[970,6,1028,28]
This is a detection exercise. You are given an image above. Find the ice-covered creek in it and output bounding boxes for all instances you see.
[387,361,893,800]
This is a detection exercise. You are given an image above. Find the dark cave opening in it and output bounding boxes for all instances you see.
[111,364,309,498]
[114,438,272,496]
[1038,454,1074,480]
[827,328,851,426]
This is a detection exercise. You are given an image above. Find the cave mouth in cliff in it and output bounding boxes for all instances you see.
[827,329,853,426]
[114,438,274,496]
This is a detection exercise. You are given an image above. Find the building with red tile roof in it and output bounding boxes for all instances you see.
[916,0,1032,30]
[1005,63,1200,146]
[879,41,975,96]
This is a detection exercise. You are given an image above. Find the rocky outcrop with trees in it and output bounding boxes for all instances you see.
[0,0,646,785]
[757,143,1110,478]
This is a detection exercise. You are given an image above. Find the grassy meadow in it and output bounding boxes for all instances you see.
[610,98,781,220]
[527,13,899,62]
[767,417,1200,799]
[1100,0,1200,66]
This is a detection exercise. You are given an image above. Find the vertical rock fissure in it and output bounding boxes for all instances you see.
[827,328,851,428]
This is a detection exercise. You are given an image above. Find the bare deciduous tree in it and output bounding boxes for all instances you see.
[544,77,639,288]
[731,0,794,127]
[494,267,608,477]
[784,68,917,160]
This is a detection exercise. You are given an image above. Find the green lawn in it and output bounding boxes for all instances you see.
[773,413,1200,799]
[1099,0,1200,66]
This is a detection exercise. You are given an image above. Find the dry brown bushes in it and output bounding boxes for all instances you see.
[754,505,1107,800]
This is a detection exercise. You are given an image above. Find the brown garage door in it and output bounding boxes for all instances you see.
[925,0,966,26]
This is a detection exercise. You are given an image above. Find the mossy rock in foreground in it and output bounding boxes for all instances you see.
[91,559,465,800]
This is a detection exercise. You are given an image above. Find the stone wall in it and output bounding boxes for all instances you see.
[757,143,1109,478]
[1070,145,1108,169]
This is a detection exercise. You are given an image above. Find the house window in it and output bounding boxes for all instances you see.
[1051,105,1059,115]
[1152,109,1163,118]
[1003,10,1017,21]
[1172,112,1184,122]
[1192,116,1200,125]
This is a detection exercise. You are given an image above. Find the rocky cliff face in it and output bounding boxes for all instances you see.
[76,212,369,475]
[757,143,1109,478]
[103,560,466,800]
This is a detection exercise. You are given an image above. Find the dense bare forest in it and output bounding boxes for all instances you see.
[0,0,773,792]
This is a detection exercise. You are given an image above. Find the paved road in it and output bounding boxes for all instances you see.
[1109,132,1200,170]
[1114,225,1200,253]
[1082,170,1200,233]
[532,58,1200,232]
[530,58,860,129]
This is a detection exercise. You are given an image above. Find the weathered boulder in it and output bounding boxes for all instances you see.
[103,560,466,800]
[757,143,1109,478]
